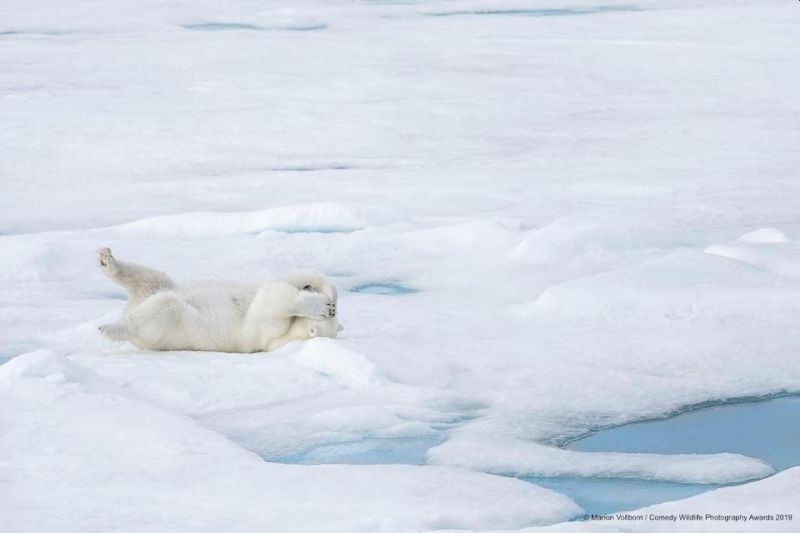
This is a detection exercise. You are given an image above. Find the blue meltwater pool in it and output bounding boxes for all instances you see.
[350,282,417,295]
[527,395,800,515]
[266,395,799,518]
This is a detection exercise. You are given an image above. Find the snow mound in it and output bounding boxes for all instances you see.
[0,349,88,384]
[529,250,800,321]
[254,8,328,31]
[512,208,713,267]
[513,216,611,266]
[287,338,381,388]
[426,437,775,485]
[737,228,791,244]
[705,230,800,278]
[102,203,400,239]
[403,219,519,253]
[0,239,67,281]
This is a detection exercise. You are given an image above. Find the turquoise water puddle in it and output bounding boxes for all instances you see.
[0,30,76,37]
[350,282,417,295]
[269,164,353,172]
[273,227,359,234]
[184,22,327,32]
[102,291,127,300]
[428,6,642,18]
[273,435,442,465]
[570,395,800,470]
[527,477,718,516]
[184,22,264,31]
[527,395,800,516]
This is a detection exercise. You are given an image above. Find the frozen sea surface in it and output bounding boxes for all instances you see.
[2,0,800,531]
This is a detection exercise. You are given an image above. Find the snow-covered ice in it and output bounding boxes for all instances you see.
[427,437,775,484]
[2,0,800,530]
[0,350,579,532]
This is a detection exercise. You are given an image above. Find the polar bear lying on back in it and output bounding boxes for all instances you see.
[96,248,341,352]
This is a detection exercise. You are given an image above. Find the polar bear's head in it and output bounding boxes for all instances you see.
[307,317,343,339]
[281,316,343,345]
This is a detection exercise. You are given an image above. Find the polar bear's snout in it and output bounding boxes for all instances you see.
[308,317,343,339]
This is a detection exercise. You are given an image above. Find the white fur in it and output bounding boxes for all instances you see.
[96,248,341,352]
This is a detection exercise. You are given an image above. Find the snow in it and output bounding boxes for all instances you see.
[427,438,775,484]
[0,350,580,533]
[289,338,381,388]
[528,249,800,321]
[705,231,800,278]
[736,228,791,245]
[98,202,400,238]
[2,0,800,530]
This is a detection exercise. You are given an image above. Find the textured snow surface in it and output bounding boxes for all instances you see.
[2,0,800,531]
[0,351,579,532]
[427,438,775,484]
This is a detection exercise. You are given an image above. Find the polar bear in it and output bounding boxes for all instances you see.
[96,248,341,352]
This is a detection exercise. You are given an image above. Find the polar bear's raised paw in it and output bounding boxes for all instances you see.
[97,247,116,271]
[296,291,336,319]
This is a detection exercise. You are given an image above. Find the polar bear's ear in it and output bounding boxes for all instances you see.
[308,325,318,337]
[337,323,344,332]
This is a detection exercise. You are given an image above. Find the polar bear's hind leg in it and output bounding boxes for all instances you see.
[97,247,176,306]
[124,292,203,350]
[98,321,131,342]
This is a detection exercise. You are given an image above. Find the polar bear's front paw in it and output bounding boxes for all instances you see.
[97,247,116,272]
[297,292,336,319]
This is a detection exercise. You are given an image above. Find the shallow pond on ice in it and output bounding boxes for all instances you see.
[273,396,800,517]
[273,436,443,465]
[532,395,800,515]
[349,282,417,295]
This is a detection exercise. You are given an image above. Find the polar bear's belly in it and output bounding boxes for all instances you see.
[166,288,260,352]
